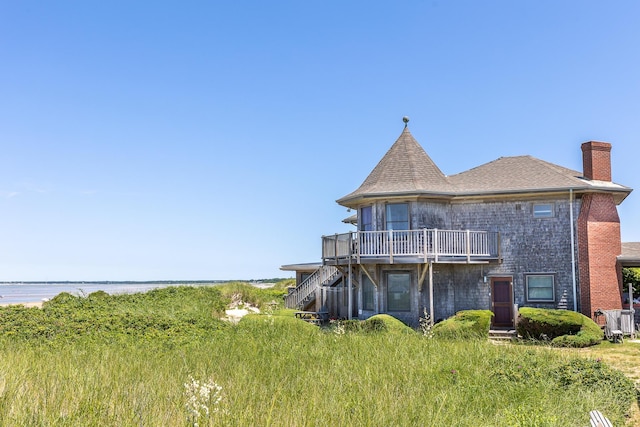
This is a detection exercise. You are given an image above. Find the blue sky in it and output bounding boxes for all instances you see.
[1,1,639,281]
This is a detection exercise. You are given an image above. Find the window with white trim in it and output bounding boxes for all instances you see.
[526,274,555,302]
[385,203,409,230]
[533,203,554,218]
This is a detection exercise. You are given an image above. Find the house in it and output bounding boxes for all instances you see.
[282,118,636,328]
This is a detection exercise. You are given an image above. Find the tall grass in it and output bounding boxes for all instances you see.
[0,284,635,426]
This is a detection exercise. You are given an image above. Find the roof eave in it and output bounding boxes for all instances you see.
[337,190,456,208]
[280,262,322,272]
[451,186,631,204]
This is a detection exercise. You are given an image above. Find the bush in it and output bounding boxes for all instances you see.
[517,307,603,347]
[432,310,493,339]
[47,292,81,306]
[342,319,362,332]
[334,315,412,334]
[361,317,387,333]
[88,290,110,300]
[366,314,414,334]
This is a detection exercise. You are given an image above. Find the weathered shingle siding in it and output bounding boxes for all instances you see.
[424,265,491,322]
[407,198,580,321]
[412,201,451,229]
[356,197,582,326]
[448,198,581,311]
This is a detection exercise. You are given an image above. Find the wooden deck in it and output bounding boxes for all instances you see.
[322,229,500,265]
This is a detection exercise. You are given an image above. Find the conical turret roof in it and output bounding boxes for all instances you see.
[337,126,455,207]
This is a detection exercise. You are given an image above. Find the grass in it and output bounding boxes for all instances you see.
[0,283,637,426]
[562,339,640,426]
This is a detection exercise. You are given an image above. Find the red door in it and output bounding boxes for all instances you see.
[491,277,513,328]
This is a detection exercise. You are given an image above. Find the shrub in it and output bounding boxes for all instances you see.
[47,292,81,306]
[88,290,110,300]
[332,316,403,334]
[517,307,603,347]
[366,314,414,334]
[342,319,362,332]
[432,310,493,339]
[361,317,387,333]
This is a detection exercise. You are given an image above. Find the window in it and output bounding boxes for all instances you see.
[526,274,555,302]
[387,272,411,311]
[362,275,375,311]
[386,203,409,230]
[360,206,373,231]
[533,204,553,218]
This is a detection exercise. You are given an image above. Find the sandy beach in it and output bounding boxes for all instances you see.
[0,301,44,308]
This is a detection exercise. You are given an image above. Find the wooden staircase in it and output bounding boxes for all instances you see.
[284,266,341,310]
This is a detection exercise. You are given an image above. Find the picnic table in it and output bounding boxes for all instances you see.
[295,311,329,325]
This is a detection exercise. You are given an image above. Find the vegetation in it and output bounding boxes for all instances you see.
[0,284,636,426]
[432,309,493,339]
[217,281,289,309]
[340,314,415,334]
[622,267,640,299]
[516,307,603,347]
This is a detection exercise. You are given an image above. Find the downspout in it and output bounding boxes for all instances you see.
[348,233,353,320]
[570,189,577,312]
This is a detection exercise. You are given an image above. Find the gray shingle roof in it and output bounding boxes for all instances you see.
[336,126,632,208]
[336,127,456,206]
[449,155,631,201]
[449,156,585,193]
[619,242,640,267]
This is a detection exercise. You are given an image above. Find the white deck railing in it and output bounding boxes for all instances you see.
[322,229,499,263]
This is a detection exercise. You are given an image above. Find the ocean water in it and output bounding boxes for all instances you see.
[0,282,217,305]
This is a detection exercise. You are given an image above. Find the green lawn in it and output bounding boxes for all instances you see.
[0,284,636,426]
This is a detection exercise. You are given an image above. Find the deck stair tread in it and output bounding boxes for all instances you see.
[488,329,516,340]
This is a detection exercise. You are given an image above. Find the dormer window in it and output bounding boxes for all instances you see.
[386,203,409,230]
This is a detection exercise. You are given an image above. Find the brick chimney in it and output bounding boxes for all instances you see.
[582,141,612,181]
[577,141,622,318]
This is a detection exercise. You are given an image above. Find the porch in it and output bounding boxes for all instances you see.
[322,229,500,265]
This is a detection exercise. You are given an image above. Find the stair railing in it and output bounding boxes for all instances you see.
[285,266,340,309]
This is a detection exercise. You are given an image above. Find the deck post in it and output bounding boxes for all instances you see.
[434,229,439,263]
[388,229,394,264]
[466,229,471,263]
[423,228,427,260]
[630,283,635,338]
